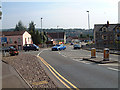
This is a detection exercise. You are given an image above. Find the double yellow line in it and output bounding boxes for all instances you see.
[37,56,79,90]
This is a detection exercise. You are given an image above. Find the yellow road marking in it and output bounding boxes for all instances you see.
[37,56,79,90]
[49,64,79,90]
[32,81,48,85]
[38,56,71,89]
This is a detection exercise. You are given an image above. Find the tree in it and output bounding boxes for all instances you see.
[35,30,42,45]
[15,21,26,31]
[43,31,48,43]
[30,29,36,44]
[28,21,35,32]
[0,6,2,20]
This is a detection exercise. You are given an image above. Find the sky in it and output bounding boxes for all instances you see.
[1,0,120,29]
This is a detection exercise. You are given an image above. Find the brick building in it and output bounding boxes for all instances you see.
[47,32,66,45]
[0,31,33,50]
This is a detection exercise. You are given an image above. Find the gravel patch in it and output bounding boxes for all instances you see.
[2,53,57,88]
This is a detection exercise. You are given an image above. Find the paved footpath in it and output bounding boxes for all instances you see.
[2,61,30,89]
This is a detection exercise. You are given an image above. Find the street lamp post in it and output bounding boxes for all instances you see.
[86,11,90,42]
[41,18,43,31]
[41,17,44,47]
[57,26,59,44]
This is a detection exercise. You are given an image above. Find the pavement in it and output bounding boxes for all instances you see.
[1,61,30,89]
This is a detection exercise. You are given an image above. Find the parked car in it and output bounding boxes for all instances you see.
[23,44,39,51]
[1,46,15,52]
[9,47,19,56]
[52,44,66,51]
[73,44,81,49]
[0,46,19,56]
[71,43,74,45]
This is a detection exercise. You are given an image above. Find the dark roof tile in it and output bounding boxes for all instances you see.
[47,32,64,39]
[1,31,26,36]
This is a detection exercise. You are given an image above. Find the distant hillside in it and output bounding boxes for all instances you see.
[2,28,93,37]
[1,28,15,31]
[36,28,93,37]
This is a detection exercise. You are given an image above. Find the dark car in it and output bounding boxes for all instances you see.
[73,44,81,49]
[23,44,39,51]
[9,47,19,56]
[71,43,74,45]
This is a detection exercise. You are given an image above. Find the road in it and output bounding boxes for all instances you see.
[37,45,119,88]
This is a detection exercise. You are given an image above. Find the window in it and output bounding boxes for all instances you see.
[9,38,12,44]
[104,42,106,45]
[110,35,113,40]
[28,37,30,42]
[116,28,120,33]
[18,38,21,43]
[25,38,27,44]
[102,27,107,32]
[117,35,120,40]
[103,36,107,40]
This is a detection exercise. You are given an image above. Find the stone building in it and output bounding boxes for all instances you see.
[94,22,120,49]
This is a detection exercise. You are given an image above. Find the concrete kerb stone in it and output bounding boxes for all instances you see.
[83,57,118,64]
[2,60,32,89]
[14,67,32,89]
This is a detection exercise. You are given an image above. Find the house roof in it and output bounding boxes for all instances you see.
[94,24,120,31]
[0,31,26,36]
[47,32,64,39]
[68,36,89,40]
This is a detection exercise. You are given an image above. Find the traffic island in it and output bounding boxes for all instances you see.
[83,57,118,64]
[82,48,118,64]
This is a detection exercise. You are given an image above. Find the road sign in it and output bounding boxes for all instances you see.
[1,37,7,43]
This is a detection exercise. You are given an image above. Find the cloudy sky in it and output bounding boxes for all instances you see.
[1,0,120,29]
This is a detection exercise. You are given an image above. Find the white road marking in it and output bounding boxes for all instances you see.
[59,51,92,64]
[58,52,67,57]
[37,49,48,56]
[107,67,120,72]
[61,55,67,57]
[72,59,91,64]
[98,63,119,66]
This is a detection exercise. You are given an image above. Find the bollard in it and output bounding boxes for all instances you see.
[103,48,109,61]
[91,48,96,58]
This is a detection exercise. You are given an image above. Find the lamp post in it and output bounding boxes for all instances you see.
[57,26,59,44]
[86,11,90,42]
[41,17,44,47]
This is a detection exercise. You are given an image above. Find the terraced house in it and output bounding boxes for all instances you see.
[94,21,120,50]
[0,31,33,50]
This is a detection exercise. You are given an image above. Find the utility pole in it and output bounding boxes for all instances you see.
[41,17,44,47]
[86,11,90,42]
[57,26,59,44]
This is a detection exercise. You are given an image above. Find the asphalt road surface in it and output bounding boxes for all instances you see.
[37,46,119,88]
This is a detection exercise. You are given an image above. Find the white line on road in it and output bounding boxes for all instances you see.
[58,52,67,57]
[37,49,48,56]
[59,52,91,64]
[72,59,91,64]
[107,67,120,72]
[61,54,67,57]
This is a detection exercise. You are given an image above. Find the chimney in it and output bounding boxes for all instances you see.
[107,21,109,27]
